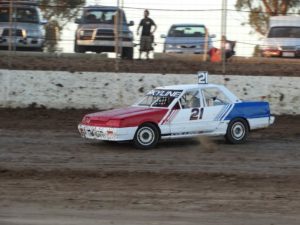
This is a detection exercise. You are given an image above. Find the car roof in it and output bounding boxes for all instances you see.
[84,5,120,10]
[0,0,39,6]
[170,24,206,27]
[156,83,225,91]
[154,83,241,103]
[0,3,37,8]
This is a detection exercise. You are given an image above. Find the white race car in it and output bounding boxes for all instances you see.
[78,72,275,149]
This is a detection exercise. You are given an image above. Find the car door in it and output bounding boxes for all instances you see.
[169,88,203,135]
[198,87,232,132]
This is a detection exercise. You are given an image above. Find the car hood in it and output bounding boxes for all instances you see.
[165,36,210,45]
[82,106,168,127]
[0,22,42,30]
[262,38,300,47]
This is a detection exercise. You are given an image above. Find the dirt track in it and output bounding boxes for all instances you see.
[0,109,300,225]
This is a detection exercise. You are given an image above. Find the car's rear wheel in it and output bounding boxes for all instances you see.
[133,123,160,149]
[225,118,249,144]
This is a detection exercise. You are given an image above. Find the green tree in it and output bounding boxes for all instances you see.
[235,0,300,36]
[39,0,86,52]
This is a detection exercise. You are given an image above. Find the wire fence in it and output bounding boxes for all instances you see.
[59,4,262,58]
[1,0,300,73]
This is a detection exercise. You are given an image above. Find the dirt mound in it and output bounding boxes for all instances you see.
[1,55,300,76]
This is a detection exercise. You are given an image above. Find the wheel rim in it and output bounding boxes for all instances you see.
[137,127,155,146]
[231,122,245,140]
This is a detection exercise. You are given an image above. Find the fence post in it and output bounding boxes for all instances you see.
[8,0,13,68]
[221,0,227,74]
[114,0,120,72]
[120,0,124,59]
[203,27,209,62]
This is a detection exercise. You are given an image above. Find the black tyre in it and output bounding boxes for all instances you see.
[74,43,85,53]
[225,118,249,144]
[122,47,133,59]
[133,123,160,149]
[32,47,43,52]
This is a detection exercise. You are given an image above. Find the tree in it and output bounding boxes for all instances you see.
[39,0,86,52]
[235,0,300,36]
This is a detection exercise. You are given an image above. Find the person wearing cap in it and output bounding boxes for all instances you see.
[137,9,157,60]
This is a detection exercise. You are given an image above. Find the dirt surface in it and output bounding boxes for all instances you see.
[1,54,300,76]
[0,109,300,225]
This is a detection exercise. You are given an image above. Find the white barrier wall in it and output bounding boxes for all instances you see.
[0,70,299,115]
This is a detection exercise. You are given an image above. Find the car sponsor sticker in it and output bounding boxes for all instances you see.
[147,89,183,98]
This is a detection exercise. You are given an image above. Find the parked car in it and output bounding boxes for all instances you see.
[161,24,215,54]
[74,5,134,59]
[0,0,47,51]
[260,16,300,57]
[78,72,275,149]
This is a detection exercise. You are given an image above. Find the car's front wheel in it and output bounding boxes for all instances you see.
[74,42,86,53]
[225,118,249,144]
[133,123,160,149]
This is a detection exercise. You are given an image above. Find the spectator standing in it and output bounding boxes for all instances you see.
[221,35,236,61]
[137,9,157,60]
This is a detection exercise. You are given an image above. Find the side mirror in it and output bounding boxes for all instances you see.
[160,34,166,38]
[210,34,216,38]
[75,18,82,24]
[40,19,48,25]
[128,21,134,26]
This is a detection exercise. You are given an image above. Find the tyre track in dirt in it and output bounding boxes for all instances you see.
[0,129,299,176]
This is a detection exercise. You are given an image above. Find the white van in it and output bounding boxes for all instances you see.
[260,16,300,57]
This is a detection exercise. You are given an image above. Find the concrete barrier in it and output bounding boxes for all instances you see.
[0,70,299,115]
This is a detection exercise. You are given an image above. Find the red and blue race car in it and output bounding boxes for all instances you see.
[78,72,275,149]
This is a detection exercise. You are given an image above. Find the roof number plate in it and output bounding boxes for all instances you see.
[198,71,208,84]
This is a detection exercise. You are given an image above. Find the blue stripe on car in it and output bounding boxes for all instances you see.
[219,104,233,121]
[214,105,228,121]
[224,102,271,121]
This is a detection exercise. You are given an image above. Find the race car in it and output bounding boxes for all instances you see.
[78,72,275,149]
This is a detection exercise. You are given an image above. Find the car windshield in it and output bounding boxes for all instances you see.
[82,9,126,24]
[0,7,39,23]
[168,26,206,37]
[138,89,182,108]
[268,26,300,38]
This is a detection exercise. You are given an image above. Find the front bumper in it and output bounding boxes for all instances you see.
[77,40,134,48]
[165,48,207,54]
[262,49,300,57]
[0,36,44,48]
[78,124,137,141]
